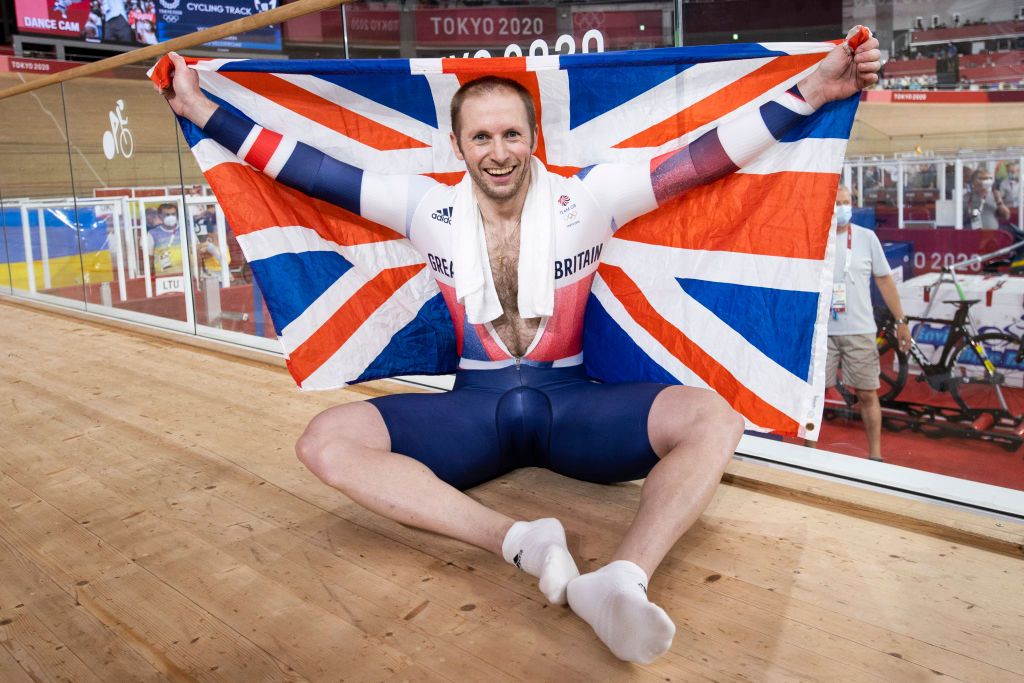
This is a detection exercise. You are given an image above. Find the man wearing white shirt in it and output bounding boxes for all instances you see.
[998,162,1021,214]
[100,0,132,43]
[824,185,911,461]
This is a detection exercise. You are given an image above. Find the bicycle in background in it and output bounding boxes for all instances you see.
[835,241,1024,451]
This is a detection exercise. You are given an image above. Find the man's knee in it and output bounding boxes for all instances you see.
[854,388,879,405]
[294,402,389,486]
[649,387,745,456]
[698,392,746,446]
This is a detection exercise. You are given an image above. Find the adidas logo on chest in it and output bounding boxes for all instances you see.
[431,206,454,224]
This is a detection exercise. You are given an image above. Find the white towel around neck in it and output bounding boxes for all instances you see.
[453,156,556,325]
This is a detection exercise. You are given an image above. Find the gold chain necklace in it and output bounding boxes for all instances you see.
[488,216,522,268]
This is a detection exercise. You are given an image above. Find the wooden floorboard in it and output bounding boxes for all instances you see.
[1,299,1023,682]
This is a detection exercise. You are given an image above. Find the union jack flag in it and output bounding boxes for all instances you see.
[151,43,858,438]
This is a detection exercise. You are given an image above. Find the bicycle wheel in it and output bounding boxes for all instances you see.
[875,328,908,402]
[120,128,134,159]
[948,332,1024,418]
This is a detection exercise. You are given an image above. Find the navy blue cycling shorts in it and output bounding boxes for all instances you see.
[367,364,669,490]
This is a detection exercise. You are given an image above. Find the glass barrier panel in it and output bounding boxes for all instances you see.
[0,194,11,295]
[756,76,1024,502]
[902,160,940,228]
[0,79,86,310]
[993,157,1024,231]
[62,65,195,334]
[175,123,279,351]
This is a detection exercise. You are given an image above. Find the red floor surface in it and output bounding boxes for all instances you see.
[810,408,1024,492]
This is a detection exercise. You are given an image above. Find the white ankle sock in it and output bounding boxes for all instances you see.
[501,518,579,605]
[567,560,675,664]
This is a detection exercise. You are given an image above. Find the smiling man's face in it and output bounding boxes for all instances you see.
[450,87,537,204]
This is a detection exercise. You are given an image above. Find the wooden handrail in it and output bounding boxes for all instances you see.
[0,0,352,100]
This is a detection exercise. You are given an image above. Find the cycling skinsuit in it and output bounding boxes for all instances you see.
[202,85,814,488]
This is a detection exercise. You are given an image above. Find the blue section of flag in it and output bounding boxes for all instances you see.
[561,43,790,69]
[459,319,491,361]
[355,293,458,382]
[583,294,680,385]
[676,278,818,380]
[567,64,691,129]
[313,74,438,129]
[249,250,354,332]
[780,93,859,141]
[177,114,205,149]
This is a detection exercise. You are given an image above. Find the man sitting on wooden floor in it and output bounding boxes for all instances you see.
[158,31,880,664]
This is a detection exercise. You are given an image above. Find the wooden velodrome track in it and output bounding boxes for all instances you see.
[2,297,1023,681]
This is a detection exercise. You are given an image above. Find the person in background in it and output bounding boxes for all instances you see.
[821,185,911,462]
[146,203,182,278]
[96,0,132,43]
[964,168,1009,230]
[998,162,1020,215]
[192,209,229,278]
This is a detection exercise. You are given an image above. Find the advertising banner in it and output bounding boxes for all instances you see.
[156,0,282,52]
[15,0,158,45]
[345,5,400,45]
[572,9,666,50]
[0,55,83,74]
[862,90,1024,104]
[876,227,1014,274]
[415,6,557,48]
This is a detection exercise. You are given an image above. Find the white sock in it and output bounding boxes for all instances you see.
[501,518,580,605]
[567,560,676,664]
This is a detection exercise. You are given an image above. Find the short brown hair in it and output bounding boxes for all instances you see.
[450,76,537,140]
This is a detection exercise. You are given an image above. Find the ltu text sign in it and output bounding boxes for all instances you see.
[157,0,282,51]
[415,7,557,47]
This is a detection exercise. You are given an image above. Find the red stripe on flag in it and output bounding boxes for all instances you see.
[442,57,528,74]
[597,264,799,434]
[204,162,402,245]
[546,164,583,177]
[614,52,825,149]
[422,171,465,185]
[617,172,839,260]
[288,264,426,386]
[244,128,283,170]
[220,72,429,151]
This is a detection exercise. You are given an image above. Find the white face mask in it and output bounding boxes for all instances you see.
[834,203,853,227]
[981,179,994,190]
[162,214,178,228]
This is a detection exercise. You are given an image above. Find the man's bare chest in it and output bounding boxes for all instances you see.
[485,227,539,356]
